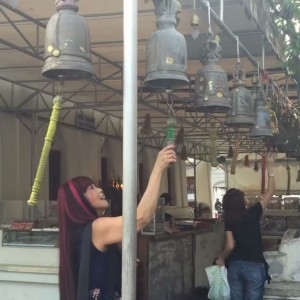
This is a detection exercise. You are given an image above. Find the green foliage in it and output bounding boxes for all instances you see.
[267,0,300,84]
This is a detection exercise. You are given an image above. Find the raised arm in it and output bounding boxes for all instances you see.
[260,153,276,209]
[92,144,176,250]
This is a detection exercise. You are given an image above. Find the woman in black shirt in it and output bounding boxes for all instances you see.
[216,154,275,300]
[57,145,176,300]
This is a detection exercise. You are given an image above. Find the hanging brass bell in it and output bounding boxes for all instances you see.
[249,89,273,138]
[225,64,255,127]
[188,35,231,112]
[144,0,189,89]
[42,0,94,80]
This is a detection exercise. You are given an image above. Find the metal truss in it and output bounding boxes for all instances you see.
[0,0,288,161]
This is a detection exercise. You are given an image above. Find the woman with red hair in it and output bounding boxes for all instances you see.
[58,144,176,300]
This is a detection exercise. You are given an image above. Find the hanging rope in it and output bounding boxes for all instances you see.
[27,95,63,206]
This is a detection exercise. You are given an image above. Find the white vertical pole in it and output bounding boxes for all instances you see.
[122,0,138,299]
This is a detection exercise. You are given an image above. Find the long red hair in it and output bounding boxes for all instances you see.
[58,176,98,300]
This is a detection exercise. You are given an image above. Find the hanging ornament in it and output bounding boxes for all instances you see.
[227,145,233,158]
[253,154,259,172]
[230,137,240,175]
[139,113,153,136]
[210,122,218,167]
[175,126,184,145]
[179,145,187,160]
[244,155,250,167]
[261,154,266,194]
[286,163,291,195]
[190,0,200,40]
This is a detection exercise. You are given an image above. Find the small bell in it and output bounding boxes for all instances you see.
[188,35,231,113]
[249,89,273,138]
[225,64,255,127]
[42,0,94,80]
[144,0,189,89]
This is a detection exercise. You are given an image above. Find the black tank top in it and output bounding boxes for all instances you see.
[89,243,121,299]
[75,227,122,300]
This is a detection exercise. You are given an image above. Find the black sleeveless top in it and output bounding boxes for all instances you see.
[89,243,121,299]
[75,226,122,300]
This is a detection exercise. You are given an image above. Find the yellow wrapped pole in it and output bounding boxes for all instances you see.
[27,95,63,206]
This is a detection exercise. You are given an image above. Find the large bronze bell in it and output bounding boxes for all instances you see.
[225,64,255,127]
[42,0,94,80]
[249,89,273,137]
[144,0,189,89]
[189,35,231,112]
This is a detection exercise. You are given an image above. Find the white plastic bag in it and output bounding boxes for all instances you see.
[205,265,230,300]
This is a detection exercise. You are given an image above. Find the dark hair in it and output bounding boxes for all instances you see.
[58,176,98,300]
[222,188,247,226]
[160,193,172,206]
